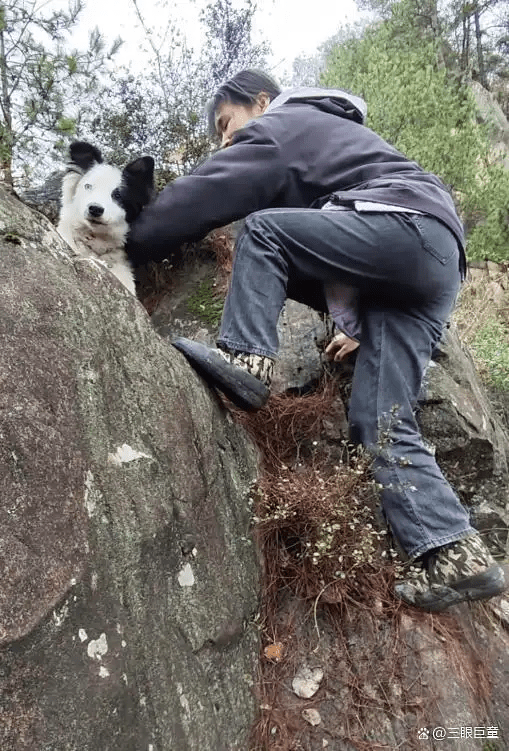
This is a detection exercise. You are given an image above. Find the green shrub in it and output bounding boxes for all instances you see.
[469,316,509,391]
[320,0,509,263]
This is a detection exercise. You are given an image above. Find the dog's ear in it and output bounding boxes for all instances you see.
[123,156,155,187]
[68,141,103,172]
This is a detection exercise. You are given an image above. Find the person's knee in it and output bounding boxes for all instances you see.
[238,210,286,258]
[237,212,266,248]
[244,209,277,235]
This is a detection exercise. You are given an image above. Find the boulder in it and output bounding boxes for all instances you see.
[20,170,62,223]
[471,81,509,168]
[0,186,260,751]
[418,325,509,555]
[257,594,509,751]
[3,185,509,751]
[273,300,331,393]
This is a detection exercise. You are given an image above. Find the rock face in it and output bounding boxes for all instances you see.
[0,186,259,751]
[471,81,509,168]
[3,186,509,751]
[419,325,509,555]
[21,170,62,223]
[263,594,509,751]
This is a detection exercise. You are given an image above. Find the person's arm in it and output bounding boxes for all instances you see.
[127,121,286,267]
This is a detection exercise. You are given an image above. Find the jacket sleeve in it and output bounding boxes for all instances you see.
[127,121,287,266]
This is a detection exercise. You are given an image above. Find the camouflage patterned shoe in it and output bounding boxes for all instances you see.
[395,533,508,612]
[172,338,273,411]
[222,349,274,388]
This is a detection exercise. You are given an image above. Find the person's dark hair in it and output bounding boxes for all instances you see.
[206,69,281,138]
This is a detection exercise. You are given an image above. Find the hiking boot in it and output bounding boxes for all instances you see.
[395,533,508,612]
[172,337,273,411]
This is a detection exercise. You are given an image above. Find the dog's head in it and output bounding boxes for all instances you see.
[61,141,155,234]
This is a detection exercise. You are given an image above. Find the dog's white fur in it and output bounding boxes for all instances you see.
[58,161,137,294]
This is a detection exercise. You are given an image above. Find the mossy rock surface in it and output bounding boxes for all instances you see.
[147,257,223,345]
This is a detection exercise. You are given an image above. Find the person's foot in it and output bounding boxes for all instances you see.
[172,338,273,411]
[395,533,508,612]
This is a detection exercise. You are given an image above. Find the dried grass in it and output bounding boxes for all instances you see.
[453,274,500,346]
[233,382,496,751]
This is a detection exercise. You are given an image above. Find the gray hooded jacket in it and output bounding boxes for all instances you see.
[128,87,465,274]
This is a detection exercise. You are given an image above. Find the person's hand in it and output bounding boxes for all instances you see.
[325,332,360,362]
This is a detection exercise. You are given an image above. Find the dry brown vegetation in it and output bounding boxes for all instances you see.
[231,383,496,751]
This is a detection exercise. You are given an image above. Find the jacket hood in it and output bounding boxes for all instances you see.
[266,86,367,124]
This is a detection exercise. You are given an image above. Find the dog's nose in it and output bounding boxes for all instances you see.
[88,204,104,218]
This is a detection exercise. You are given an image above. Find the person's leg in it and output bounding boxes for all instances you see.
[342,216,507,609]
[183,207,471,543]
[175,208,359,408]
[349,302,475,559]
[173,207,507,608]
[217,207,381,356]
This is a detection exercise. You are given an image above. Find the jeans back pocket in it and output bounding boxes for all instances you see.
[411,215,458,265]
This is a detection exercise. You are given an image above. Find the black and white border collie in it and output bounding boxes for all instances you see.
[57,141,154,295]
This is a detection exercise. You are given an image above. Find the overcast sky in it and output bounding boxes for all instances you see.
[65,0,360,80]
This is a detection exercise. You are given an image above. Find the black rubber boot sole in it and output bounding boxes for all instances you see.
[395,564,509,612]
[451,564,508,602]
[172,337,270,412]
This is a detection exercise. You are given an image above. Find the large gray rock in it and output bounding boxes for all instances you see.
[4,186,509,751]
[418,325,509,555]
[0,186,259,751]
[471,81,509,168]
[273,300,331,393]
[262,594,509,751]
[21,170,62,223]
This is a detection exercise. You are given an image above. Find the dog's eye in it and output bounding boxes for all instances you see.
[84,183,92,190]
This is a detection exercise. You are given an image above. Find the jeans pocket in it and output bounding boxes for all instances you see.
[410,215,458,265]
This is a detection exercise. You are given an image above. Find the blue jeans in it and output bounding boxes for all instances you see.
[217,208,475,559]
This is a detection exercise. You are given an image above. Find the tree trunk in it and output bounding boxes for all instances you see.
[461,12,470,72]
[0,22,13,187]
[474,6,488,88]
